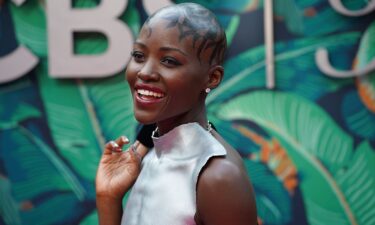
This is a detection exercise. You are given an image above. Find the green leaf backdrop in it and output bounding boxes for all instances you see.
[0,0,374,224]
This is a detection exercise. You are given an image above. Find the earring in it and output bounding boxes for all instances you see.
[205,88,211,93]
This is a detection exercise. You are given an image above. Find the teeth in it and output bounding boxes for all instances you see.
[137,89,164,98]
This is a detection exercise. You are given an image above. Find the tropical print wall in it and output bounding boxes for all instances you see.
[0,0,374,224]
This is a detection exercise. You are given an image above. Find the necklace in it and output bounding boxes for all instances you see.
[206,121,213,133]
[152,121,213,138]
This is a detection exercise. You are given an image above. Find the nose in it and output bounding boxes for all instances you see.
[137,60,160,82]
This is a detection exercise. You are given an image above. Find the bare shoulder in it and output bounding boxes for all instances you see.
[203,129,250,183]
[198,130,251,190]
[198,149,245,189]
[195,130,258,225]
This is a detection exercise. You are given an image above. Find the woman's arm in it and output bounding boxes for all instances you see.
[96,195,123,225]
[196,157,258,225]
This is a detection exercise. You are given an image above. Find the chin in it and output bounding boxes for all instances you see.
[134,111,158,125]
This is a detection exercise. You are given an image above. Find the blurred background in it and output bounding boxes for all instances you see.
[0,0,374,224]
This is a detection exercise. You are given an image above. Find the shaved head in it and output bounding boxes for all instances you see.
[144,3,227,65]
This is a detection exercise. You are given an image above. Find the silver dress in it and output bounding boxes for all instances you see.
[121,123,226,225]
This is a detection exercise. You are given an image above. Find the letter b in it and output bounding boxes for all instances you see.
[47,0,133,78]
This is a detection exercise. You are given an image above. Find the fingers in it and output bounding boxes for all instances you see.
[129,141,149,160]
[103,141,119,155]
[134,141,149,158]
[115,136,130,149]
[103,136,149,161]
[103,136,129,155]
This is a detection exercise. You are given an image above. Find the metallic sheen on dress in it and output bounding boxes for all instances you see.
[121,123,227,225]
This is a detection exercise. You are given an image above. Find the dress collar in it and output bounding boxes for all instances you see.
[152,122,224,160]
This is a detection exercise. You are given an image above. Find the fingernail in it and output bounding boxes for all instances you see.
[121,136,129,143]
[110,141,118,148]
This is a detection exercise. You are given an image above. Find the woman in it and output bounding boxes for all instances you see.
[96,3,258,225]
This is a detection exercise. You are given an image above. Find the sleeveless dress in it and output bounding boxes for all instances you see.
[121,122,227,225]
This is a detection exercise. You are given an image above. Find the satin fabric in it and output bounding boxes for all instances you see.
[121,123,226,225]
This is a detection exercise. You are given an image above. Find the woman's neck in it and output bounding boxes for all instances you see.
[156,110,207,136]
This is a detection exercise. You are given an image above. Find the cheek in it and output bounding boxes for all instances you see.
[125,63,137,86]
[166,75,204,103]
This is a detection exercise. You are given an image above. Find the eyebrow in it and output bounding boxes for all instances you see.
[134,41,146,48]
[134,41,188,56]
[159,47,188,56]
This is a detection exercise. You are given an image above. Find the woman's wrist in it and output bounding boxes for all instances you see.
[96,191,125,203]
[96,195,124,225]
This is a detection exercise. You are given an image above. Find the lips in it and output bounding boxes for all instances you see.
[134,84,165,105]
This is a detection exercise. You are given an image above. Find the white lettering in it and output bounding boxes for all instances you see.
[0,0,38,84]
[316,48,375,78]
[0,46,38,83]
[329,0,375,16]
[143,0,173,15]
[11,0,26,6]
[47,0,133,78]
[316,1,375,78]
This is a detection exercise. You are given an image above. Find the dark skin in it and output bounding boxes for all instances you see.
[96,3,257,225]
[126,9,221,134]
[196,130,258,225]
[96,138,148,225]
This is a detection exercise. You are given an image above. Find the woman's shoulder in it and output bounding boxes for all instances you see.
[211,129,246,171]
[195,130,258,224]
[199,130,248,187]
[197,129,253,192]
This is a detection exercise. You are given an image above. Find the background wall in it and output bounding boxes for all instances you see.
[1,0,374,224]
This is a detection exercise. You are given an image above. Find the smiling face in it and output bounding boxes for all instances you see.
[126,3,226,134]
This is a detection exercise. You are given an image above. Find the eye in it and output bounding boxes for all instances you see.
[131,51,145,63]
[161,57,182,67]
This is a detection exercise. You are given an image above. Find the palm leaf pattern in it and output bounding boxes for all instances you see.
[1,0,374,224]
[0,79,88,224]
[216,90,375,224]
[1,0,140,224]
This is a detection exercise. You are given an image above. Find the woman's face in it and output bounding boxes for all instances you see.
[126,16,211,130]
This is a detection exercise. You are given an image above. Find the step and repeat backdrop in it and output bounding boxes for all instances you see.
[0,0,374,224]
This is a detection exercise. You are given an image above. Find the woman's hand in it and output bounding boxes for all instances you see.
[96,137,149,225]
[96,136,143,200]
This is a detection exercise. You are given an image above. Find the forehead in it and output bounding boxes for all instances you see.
[135,6,225,65]
[137,17,196,55]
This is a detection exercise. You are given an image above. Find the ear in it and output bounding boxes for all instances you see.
[207,65,224,90]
